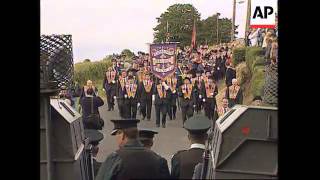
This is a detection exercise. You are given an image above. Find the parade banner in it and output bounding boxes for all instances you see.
[150,43,177,79]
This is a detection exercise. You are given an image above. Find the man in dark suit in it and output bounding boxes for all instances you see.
[117,70,128,118]
[123,75,140,118]
[153,78,171,128]
[137,73,154,121]
[201,77,219,120]
[171,114,211,179]
[103,67,117,111]
[178,77,196,123]
[96,119,165,180]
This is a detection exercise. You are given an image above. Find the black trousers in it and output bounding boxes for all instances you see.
[196,99,203,113]
[125,98,137,118]
[140,99,152,119]
[167,104,177,119]
[117,99,126,118]
[155,104,167,125]
[204,99,216,120]
[181,105,194,123]
[106,89,115,110]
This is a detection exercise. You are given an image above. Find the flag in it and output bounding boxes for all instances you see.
[191,20,196,50]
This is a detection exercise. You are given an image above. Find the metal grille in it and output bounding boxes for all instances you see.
[40,35,74,89]
[263,63,278,106]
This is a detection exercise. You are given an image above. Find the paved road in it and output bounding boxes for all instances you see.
[96,99,193,170]
[95,80,227,170]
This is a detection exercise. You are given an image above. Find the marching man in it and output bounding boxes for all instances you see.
[138,73,154,121]
[201,77,218,120]
[103,67,117,111]
[124,75,139,118]
[117,70,128,118]
[153,78,171,128]
[166,74,178,120]
[178,77,196,123]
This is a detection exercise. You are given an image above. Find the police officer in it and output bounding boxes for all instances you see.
[171,114,211,179]
[103,67,117,111]
[84,129,104,178]
[201,77,218,120]
[96,119,165,180]
[225,78,243,108]
[137,73,154,121]
[178,77,196,123]
[138,128,170,179]
[153,78,171,128]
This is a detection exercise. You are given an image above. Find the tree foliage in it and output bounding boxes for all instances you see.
[153,4,238,47]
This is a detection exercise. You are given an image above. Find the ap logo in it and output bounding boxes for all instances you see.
[250,0,277,28]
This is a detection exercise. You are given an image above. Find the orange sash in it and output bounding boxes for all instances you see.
[119,77,126,90]
[181,84,193,99]
[229,85,240,99]
[205,83,215,98]
[156,84,166,98]
[143,80,153,93]
[106,71,116,83]
[125,82,137,98]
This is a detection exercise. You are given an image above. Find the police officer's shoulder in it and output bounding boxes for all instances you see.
[171,149,187,160]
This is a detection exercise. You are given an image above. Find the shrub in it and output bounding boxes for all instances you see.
[250,66,265,97]
[232,47,246,66]
[251,56,265,71]
[245,47,264,73]
[74,60,112,87]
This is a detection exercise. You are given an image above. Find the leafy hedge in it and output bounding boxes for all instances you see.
[74,59,112,87]
[245,47,264,73]
[250,65,265,97]
[232,47,246,66]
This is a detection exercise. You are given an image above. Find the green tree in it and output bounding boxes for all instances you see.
[153,4,238,46]
[153,4,201,47]
[83,59,91,63]
[121,49,135,60]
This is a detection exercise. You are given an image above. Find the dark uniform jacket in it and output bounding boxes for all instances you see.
[153,84,172,106]
[137,80,155,103]
[171,144,205,179]
[95,140,165,180]
[103,74,117,93]
[200,81,218,107]
[178,84,197,108]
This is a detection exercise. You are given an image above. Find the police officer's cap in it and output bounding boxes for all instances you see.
[183,114,211,134]
[139,128,158,140]
[110,119,140,135]
[84,129,104,146]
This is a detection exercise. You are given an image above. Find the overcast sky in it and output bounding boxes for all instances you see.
[41,0,248,63]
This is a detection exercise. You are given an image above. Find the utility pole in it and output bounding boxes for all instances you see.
[216,13,220,44]
[231,0,236,42]
[245,0,251,46]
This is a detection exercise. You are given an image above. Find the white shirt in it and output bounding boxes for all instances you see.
[190,143,206,150]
